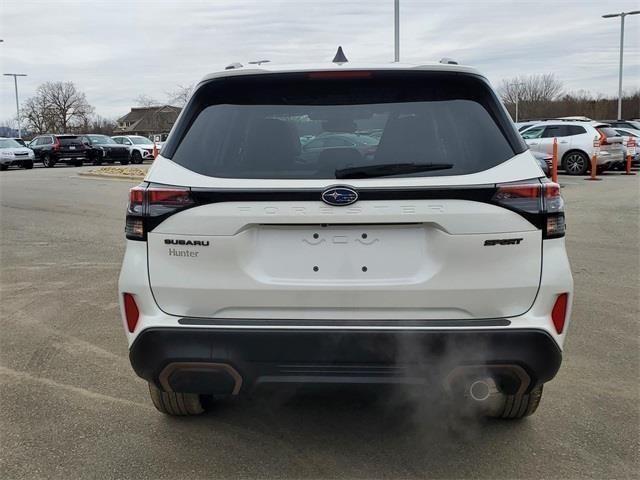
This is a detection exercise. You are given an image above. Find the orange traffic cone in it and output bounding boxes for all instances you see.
[623,137,636,176]
[585,137,602,181]
[152,143,158,159]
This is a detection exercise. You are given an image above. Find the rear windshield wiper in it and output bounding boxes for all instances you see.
[335,162,454,179]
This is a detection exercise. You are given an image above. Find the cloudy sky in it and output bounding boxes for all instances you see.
[1,0,639,120]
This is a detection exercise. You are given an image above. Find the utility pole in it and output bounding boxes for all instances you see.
[394,0,400,62]
[602,10,640,120]
[512,82,525,122]
[3,73,27,138]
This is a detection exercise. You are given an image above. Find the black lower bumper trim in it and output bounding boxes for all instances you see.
[129,328,562,395]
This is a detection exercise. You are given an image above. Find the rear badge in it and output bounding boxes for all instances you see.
[321,186,358,206]
[484,238,524,246]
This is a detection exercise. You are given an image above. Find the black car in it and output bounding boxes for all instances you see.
[81,134,130,165]
[28,134,88,167]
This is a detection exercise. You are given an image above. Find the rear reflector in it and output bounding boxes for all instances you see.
[123,293,140,333]
[551,293,568,334]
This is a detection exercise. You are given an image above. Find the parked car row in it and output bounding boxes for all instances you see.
[517,118,639,175]
[0,134,160,170]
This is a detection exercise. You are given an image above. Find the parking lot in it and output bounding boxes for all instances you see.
[0,165,638,479]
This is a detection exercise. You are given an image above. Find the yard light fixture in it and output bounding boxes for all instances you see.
[601,10,640,120]
[3,73,27,138]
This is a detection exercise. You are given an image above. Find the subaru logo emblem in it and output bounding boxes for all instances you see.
[321,186,358,206]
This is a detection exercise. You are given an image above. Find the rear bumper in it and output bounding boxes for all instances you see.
[55,153,87,161]
[596,150,624,165]
[129,327,562,395]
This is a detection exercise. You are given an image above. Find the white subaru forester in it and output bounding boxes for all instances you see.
[118,61,573,418]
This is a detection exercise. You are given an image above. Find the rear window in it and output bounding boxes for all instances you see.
[131,137,153,145]
[58,136,81,145]
[164,71,525,179]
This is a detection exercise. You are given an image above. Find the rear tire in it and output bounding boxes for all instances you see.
[148,383,205,416]
[43,153,55,168]
[120,158,130,165]
[563,151,589,175]
[0,164,8,171]
[23,160,34,169]
[131,151,143,164]
[492,384,543,419]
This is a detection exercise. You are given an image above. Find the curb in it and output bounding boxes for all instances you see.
[78,171,145,181]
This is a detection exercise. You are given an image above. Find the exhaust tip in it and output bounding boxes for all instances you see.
[469,380,491,401]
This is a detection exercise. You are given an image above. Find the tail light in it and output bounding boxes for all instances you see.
[52,138,61,151]
[492,180,565,239]
[123,293,140,333]
[597,129,610,145]
[125,183,195,240]
[551,293,569,334]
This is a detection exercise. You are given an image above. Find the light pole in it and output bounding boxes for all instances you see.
[602,10,640,120]
[394,0,399,62]
[3,73,27,138]
[512,82,525,122]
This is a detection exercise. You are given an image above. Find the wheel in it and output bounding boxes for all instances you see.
[491,384,543,419]
[43,153,55,168]
[22,160,34,169]
[148,382,205,416]
[563,151,589,175]
[120,158,130,165]
[0,164,8,171]
[131,151,143,164]
[92,154,102,166]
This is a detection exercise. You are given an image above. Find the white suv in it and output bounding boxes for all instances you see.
[521,121,624,175]
[111,135,156,163]
[118,62,573,418]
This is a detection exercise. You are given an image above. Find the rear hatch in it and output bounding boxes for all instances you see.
[142,69,545,321]
[58,136,86,157]
[595,125,624,158]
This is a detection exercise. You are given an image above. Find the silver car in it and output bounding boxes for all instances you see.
[521,121,624,175]
[0,137,35,170]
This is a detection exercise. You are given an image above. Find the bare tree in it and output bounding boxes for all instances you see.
[22,95,55,134]
[499,74,564,105]
[498,74,564,120]
[38,81,94,132]
[166,84,193,107]
[133,94,161,107]
[20,82,95,134]
[1,116,18,130]
[87,114,117,134]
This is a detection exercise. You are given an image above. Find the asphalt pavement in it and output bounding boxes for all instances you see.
[1,165,638,479]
